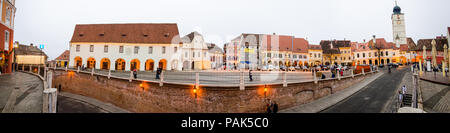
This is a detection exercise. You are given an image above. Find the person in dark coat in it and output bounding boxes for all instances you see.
[133,69,137,79]
[266,99,272,113]
[249,70,253,82]
[272,101,279,113]
[156,67,161,79]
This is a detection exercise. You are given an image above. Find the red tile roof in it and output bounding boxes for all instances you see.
[308,44,322,50]
[70,23,181,44]
[55,50,70,61]
[264,35,309,53]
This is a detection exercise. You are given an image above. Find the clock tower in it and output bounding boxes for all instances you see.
[392,0,406,47]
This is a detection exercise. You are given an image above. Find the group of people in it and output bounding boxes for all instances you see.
[265,99,279,113]
[130,67,164,80]
[398,85,407,107]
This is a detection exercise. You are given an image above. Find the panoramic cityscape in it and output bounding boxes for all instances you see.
[0,0,449,116]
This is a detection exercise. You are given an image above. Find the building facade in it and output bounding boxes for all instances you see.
[181,32,210,70]
[55,50,70,67]
[0,0,15,74]
[207,43,224,70]
[69,23,183,71]
[15,43,47,65]
[308,44,322,66]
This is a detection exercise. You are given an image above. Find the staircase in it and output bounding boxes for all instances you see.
[402,94,413,107]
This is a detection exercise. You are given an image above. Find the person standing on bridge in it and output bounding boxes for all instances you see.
[133,69,137,79]
[249,70,253,82]
[398,90,403,107]
[156,67,161,79]
[402,85,407,95]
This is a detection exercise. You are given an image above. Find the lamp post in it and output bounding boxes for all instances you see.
[13,42,19,72]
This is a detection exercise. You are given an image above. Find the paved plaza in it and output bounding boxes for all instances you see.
[0,72,43,113]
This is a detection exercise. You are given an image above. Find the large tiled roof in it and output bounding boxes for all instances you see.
[55,50,69,61]
[264,35,309,53]
[308,44,322,50]
[15,44,48,58]
[415,38,449,51]
[320,40,351,54]
[70,23,181,44]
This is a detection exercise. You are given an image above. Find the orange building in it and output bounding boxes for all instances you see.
[0,0,16,74]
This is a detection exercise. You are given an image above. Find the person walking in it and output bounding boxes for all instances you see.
[272,101,279,113]
[249,70,253,82]
[265,99,272,113]
[398,90,403,107]
[133,69,137,79]
[402,85,407,95]
[156,67,161,79]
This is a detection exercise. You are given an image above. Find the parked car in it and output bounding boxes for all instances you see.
[289,66,296,71]
[261,66,268,71]
[268,65,275,71]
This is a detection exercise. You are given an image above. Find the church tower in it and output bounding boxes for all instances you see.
[392,0,407,47]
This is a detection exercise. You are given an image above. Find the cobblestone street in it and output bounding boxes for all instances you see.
[420,80,450,113]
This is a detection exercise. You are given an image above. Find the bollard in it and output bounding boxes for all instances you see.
[54,64,56,70]
[22,64,24,71]
[195,73,199,88]
[351,69,354,78]
[38,65,41,75]
[108,70,111,79]
[160,71,164,87]
[29,65,32,73]
[46,71,53,89]
[91,68,94,76]
[443,63,446,77]
[313,70,318,84]
[283,71,287,87]
[240,70,245,90]
[129,71,133,82]
[362,68,365,75]
[77,66,80,73]
[65,65,68,71]
[42,88,58,113]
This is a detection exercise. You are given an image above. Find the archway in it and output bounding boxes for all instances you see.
[100,58,110,70]
[115,58,126,71]
[363,60,366,65]
[74,56,82,68]
[146,59,155,71]
[130,59,140,71]
[294,61,298,67]
[381,59,385,65]
[158,59,167,70]
[375,60,379,65]
[171,60,178,70]
[87,57,96,69]
[183,61,189,70]
[369,60,373,65]
[279,61,283,67]
[387,59,390,64]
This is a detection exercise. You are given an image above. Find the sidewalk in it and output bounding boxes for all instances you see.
[58,92,130,113]
[280,72,384,113]
[0,72,43,113]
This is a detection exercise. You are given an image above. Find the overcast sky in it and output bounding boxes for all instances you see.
[14,0,450,60]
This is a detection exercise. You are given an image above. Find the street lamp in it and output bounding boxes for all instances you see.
[13,42,19,72]
[264,84,268,98]
[193,85,198,98]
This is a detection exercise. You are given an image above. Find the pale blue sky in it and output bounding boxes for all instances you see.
[13,0,450,60]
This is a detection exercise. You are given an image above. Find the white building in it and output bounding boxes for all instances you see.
[181,32,210,70]
[207,43,224,70]
[69,23,183,71]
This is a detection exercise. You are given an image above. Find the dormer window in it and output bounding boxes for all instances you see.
[79,34,84,37]
[164,33,170,37]
[99,33,105,36]
[122,34,127,37]
[143,34,148,37]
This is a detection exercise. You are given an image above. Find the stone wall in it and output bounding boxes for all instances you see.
[52,70,376,113]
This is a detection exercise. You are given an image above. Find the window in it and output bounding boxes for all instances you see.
[279,54,282,58]
[162,46,166,54]
[104,45,108,53]
[381,52,384,56]
[375,52,378,57]
[318,54,321,58]
[76,45,80,52]
[148,46,153,54]
[89,45,94,52]
[267,53,271,58]
[314,53,317,58]
[5,8,11,25]
[198,52,200,57]
[204,52,207,57]
[134,46,139,54]
[193,52,195,58]
[4,31,9,50]
[363,53,365,58]
[185,52,188,58]
[386,51,389,56]
[174,47,178,53]
[369,53,371,57]
[119,46,124,53]
[304,55,307,59]
[357,54,360,58]
[293,55,297,58]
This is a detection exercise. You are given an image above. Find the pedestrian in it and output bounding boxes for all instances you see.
[272,101,279,113]
[249,70,253,82]
[398,90,403,107]
[340,69,344,76]
[321,73,326,79]
[331,72,336,78]
[156,67,161,79]
[402,85,407,95]
[266,99,272,113]
[133,69,137,79]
